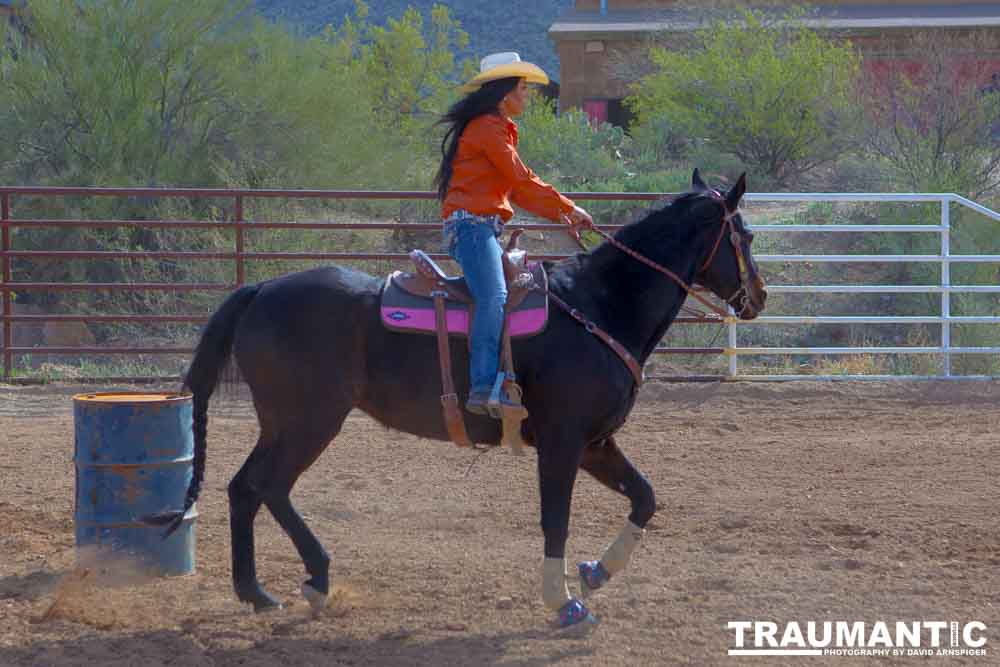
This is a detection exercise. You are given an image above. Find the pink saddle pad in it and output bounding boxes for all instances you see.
[380,269,548,338]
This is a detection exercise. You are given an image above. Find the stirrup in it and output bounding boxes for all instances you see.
[486,373,529,457]
[487,373,528,420]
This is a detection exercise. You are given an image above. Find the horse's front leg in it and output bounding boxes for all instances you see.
[536,433,596,629]
[577,436,653,597]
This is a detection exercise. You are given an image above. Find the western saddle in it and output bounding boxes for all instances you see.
[381,231,544,454]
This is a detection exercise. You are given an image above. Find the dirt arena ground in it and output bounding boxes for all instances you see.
[0,380,997,666]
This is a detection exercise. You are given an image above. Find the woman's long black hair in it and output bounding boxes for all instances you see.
[433,77,521,201]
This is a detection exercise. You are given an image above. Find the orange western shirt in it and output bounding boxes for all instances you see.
[441,113,575,223]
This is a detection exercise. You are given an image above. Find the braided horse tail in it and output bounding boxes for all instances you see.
[144,285,260,536]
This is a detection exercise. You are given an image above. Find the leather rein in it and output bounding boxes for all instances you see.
[543,195,754,388]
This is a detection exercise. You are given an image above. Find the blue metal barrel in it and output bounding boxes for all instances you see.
[73,392,197,576]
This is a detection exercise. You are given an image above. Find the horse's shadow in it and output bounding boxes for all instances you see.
[0,626,596,666]
[0,569,62,602]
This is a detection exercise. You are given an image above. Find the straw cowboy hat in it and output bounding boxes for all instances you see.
[461,52,549,93]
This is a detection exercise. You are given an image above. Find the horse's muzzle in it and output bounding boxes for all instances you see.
[739,277,767,320]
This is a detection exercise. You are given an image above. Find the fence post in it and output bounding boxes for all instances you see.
[1,193,10,380]
[234,195,245,287]
[940,197,951,377]
[727,315,738,378]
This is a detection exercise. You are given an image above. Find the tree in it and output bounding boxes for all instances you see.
[627,7,861,187]
[330,0,474,177]
[212,16,393,190]
[0,0,473,190]
[0,0,265,322]
[338,2,472,123]
[0,0,255,186]
[0,0,464,324]
[861,31,1000,198]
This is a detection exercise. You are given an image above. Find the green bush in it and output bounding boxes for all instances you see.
[628,7,861,188]
[516,95,629,191]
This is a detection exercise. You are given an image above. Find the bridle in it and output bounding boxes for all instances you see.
[544,192,759,388]
[575,191,757,321]
[694,190,756,319]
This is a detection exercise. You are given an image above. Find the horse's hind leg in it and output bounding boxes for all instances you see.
[246,417,347,614]
[576,436,655,597]
[229,439,281,611]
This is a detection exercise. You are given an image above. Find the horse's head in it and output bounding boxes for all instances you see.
[689,169,767,320]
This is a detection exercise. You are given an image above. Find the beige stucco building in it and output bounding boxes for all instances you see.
[550,0,1000,124]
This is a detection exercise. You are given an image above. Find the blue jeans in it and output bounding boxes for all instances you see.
[444,214,507,393]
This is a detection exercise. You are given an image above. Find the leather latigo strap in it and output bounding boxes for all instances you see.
[433,293,473,447]
[545,290,644,388]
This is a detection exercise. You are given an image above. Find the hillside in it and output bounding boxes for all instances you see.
[253,0,573,80]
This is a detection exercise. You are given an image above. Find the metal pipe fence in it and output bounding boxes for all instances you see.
[739,192,1000,379]
[1,187,998,381]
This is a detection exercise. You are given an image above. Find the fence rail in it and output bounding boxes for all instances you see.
[1,186,998,381]
[743,192,1000,379]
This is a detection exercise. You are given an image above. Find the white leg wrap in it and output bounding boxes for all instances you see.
[302,582,328,615]
[599,520,645,575]
[542,557,572,610]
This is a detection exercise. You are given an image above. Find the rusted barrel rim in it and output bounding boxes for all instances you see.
[73,392,192,404]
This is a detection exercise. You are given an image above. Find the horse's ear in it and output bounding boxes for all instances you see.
[691,168,709,192]
[725,173,747,212]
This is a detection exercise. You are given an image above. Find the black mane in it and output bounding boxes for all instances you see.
[547,190,723,363]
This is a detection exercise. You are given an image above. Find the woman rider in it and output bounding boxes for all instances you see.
[433,52,594,415]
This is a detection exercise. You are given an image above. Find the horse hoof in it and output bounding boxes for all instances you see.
[248,589,284,613]
[238,582,284,613]
[302,582,328,615]
[557,598,598,631]
[253,597,284,613]
[577,560,611,598]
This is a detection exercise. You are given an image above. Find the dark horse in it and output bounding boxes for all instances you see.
[149,169,767,627]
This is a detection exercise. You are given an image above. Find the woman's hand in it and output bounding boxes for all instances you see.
[566,205,594,229]
[561,205,595,249]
